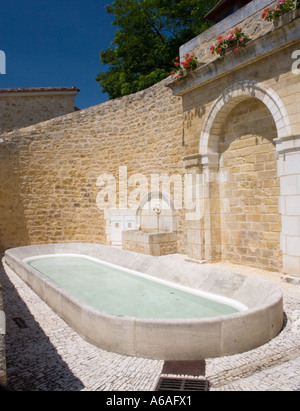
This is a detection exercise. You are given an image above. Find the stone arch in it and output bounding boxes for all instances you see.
[195,80,287,271]
[200,80,291,159]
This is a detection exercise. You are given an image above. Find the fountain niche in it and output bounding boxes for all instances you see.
[122,192,177,256]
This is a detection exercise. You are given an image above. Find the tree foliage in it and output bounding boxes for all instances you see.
[96,0,219,99]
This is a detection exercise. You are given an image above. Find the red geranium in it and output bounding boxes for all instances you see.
[210,27,248,57]
[262,0,296,21]
[171,53,198,83]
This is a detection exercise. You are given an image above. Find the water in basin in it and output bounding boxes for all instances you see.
[27,255,244,320]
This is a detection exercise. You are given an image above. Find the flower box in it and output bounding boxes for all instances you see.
[210,27,249,58]
[262,0,300,24]
[171,53,198,84]
[273,7,300,28]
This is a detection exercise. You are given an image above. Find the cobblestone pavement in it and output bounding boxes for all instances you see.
[1,256,300,391]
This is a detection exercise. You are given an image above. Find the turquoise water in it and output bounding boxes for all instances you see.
[27,255,240,320]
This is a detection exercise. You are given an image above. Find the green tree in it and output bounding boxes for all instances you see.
[96,0,218,99]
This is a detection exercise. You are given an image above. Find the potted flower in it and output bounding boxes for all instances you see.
[262,0,299,21]
[210,27,249,57]
[171,53,198,84]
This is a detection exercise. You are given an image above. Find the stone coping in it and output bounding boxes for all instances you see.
[5,243,284,360]
[0,87,80,97]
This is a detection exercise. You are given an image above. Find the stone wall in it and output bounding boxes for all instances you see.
[218,98,281,271]
[0,79,185,254]
[0,88,79,133]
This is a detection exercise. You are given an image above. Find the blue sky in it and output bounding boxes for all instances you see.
[0,0,117,108]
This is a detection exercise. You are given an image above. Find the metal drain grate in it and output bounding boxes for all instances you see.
[13,317,28,329]
[156,377,209,392]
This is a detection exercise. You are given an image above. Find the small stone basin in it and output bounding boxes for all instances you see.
[122,230,177,256]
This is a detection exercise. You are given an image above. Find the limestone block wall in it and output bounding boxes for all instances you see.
[0,88,79,133]
[0,79,185,254]
[218,98,281,271]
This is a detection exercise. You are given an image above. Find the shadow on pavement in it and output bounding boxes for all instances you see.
[0,257,84,391]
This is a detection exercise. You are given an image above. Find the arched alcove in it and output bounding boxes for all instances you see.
[195,81,290,271]
[218,98,282,271]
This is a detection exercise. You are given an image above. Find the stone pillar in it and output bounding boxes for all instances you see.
[276,134,300,277]
[183,153,220,262]
[183,154,205,260]
[202,154,222,262]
